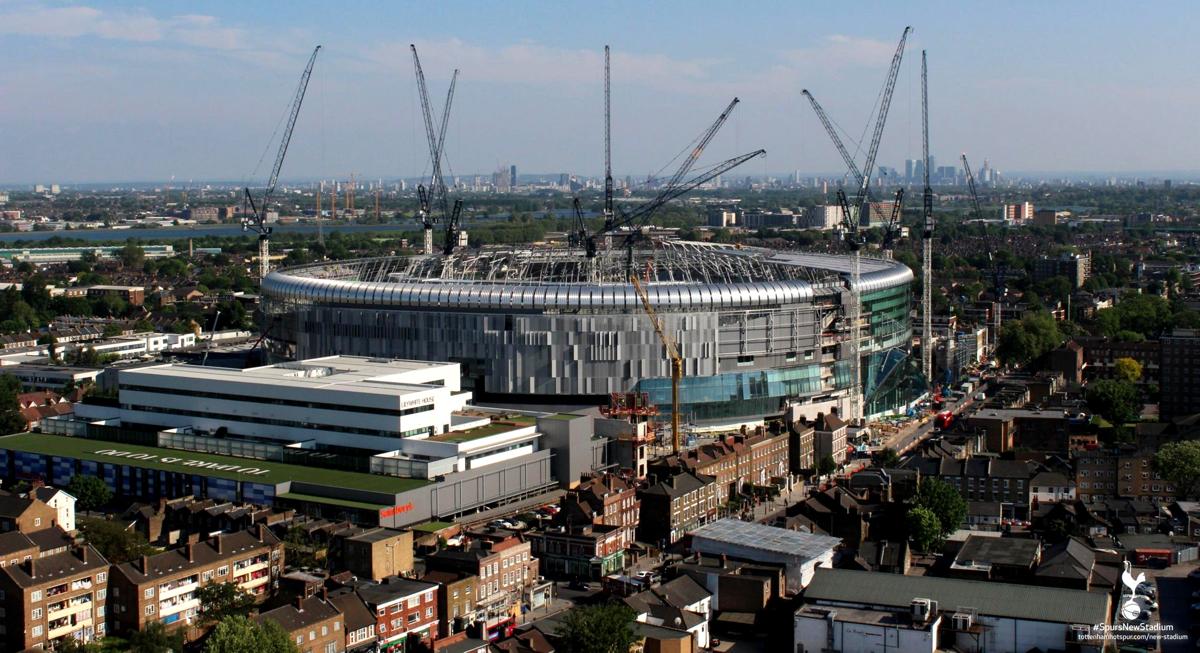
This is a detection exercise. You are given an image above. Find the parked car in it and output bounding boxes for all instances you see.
[568,579,592,591]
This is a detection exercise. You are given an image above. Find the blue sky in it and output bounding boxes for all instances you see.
[1,1,1196,183]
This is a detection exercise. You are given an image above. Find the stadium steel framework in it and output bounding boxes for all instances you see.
[260,241,921,427]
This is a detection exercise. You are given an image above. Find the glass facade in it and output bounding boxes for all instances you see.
[636,364,826,423]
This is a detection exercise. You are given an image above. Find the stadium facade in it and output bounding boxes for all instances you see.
[260,242,920,426]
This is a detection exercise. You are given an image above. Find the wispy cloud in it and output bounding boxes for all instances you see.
[360,38,717,91]
[780,34,901,72]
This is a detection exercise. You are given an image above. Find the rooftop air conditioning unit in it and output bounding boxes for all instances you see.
[953,613,973,630]
[911,598,932,622]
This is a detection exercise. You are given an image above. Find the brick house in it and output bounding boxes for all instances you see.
[354,576,439,653]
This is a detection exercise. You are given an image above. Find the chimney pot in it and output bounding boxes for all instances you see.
[321,587,328,602]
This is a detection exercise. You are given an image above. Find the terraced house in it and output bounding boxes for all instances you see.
[108,526,283,638]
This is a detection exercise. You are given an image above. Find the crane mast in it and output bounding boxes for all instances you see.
[411,44,459,253]
[921,51,934,390]
[604,45,614,225]
[244,45,321,280]
[631,275,683,454]
[962,153,1003,354]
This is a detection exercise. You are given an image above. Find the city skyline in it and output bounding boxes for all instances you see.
[2,2,1199,183]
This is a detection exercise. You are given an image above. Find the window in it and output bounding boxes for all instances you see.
[218,566,229,576]
[145,605,155,615]
[324,644,336,653]
[309,630,316,641]
[144,588,155,599]
[321,626,327,636]
[32,625,42,637]
[32,607,42,620]
[30,590,40,602]
[408,613,418,624]
[202,570,214,582]
[296,636,303,645]
[334,621,340,631]
[97,589,106,600]
[426,607,433,618]
[97,572,106,583]
[97,606,105,618]
[34,518,41,527]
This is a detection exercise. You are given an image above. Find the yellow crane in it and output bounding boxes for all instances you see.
[630,275,684,453]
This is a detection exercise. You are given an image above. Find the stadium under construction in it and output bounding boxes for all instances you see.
[260,241,922,430]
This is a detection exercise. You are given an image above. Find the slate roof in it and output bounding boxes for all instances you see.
[803,568,1109,625]
[257,595,341,633]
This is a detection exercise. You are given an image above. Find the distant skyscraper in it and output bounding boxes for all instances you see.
[913,160,925,182]
[927,155,936,176]
[510,165,517,189]
[905,159,918,182]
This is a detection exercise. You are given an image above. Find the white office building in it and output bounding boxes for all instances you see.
[115,356,474,450]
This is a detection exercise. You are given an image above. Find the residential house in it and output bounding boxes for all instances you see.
[32,487,76,533]
[257,593,345,653]
[527,524,624,580]
[1030,471,1076,507]
[327,587,377,652]
[649,427,789,503]
[354,576,439,653]
[419,570,477,636]
[812,413,848,467]
[637,471,719,546]
[424,531,537,641]
[556,473,639,550]
[624,575,713,649]
[0,494,60,533]
[947,535,1041,582]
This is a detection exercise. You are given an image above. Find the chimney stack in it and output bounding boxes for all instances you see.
[257,524,267,542]
[25,558,35,578]
[214,535,223,555]
[77,546,88,564]
[140,555,149,574]
[186,542,195,563]
[320,587,328,602]
[295,595,304,611]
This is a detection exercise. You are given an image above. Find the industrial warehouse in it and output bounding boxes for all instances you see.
[260,242,920,428]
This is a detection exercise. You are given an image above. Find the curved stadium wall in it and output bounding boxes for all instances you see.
[259,242,918,425]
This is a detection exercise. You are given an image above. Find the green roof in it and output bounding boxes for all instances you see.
[277,492,390,511]
[0,432,427,494]
[410,521,455,533]
[428,415,537,443]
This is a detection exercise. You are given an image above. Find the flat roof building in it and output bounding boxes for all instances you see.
[795,568,1110,653]
[689,519,841,594]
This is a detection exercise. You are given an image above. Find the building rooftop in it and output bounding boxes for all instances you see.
[0,545,106,588]
[257,595,341,633]
[354,576,437,607]
[0,432,428,495]
[114,529,279,583]
[123,356,459,399]
[690,519,842,560]
[804,568,1109,625]
[952,535,1041,570]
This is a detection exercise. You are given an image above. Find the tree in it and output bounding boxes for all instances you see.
[913,478,967,537]
[38,334,59,363]
[1113,357,1143,383]
[875,448,901,468]
[78,517,156,564]
[907,506,942,552]
[1086,379,1139,424]
[996,311,1062,366]
[128,620,185,653]
[1153,440,1200,499]
[816,455,838,476]
[0,373,27,434]
[554,604,637,653]
[205,616,298,653]
[197,582,255,626]
[119,243,146,269]
[67,475,112,510]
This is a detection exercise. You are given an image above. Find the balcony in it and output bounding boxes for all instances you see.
[233,558,268,576]
[158,578,199,600]
[159,595,201,618]
[47,596,92,620]
[48,614,92,640]
[236,572,270,591]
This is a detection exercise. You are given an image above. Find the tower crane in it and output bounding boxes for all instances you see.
[631,274,683,454]
[921,51,935,389]
[821,26,910,424]
[962,153,1004,354]
[583,99,748,256]
[243,45,321,280]
[411,44,459,254]
[603,45,614,230]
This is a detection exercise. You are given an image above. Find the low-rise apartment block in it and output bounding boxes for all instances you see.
[0,545,109,650]
[108,527,283,637]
